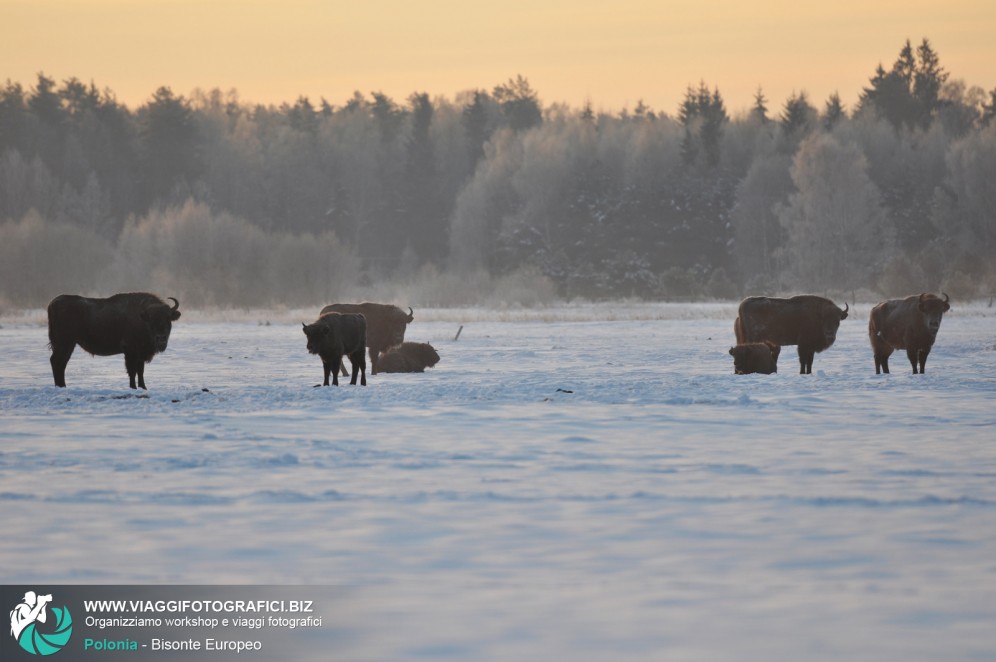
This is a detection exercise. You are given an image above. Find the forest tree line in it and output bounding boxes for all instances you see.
[1,38,994,309]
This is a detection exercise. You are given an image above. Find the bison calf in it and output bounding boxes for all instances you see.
[47,293,181,389]
[729,341,780,374]
[376,342,440,373]
[303,312,367,386]
[869,292,950,374]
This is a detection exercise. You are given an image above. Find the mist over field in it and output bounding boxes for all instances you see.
[1,39,994,312]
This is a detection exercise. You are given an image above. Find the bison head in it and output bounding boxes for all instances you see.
[141,297,180,352]
[303,321,332,355]
[821,301,848,348]
[918,292,950,335]
[407,342,440,369]
[385,307,414,348]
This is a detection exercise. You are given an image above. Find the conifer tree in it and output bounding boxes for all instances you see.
[139,86,198,204]
[679,82,728,167]
[492,75,542,132]
[752,87,769,124]
[823,92,846,130]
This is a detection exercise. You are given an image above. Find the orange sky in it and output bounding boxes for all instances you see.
[3,0,994,115]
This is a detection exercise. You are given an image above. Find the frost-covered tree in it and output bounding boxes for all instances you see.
[449,128,523,270]
[492,75,542,132]
[932,124,996,270]
[777,133,892,292]
[0,210,111,306]
[983,88,996,127]
[731,153,793,287]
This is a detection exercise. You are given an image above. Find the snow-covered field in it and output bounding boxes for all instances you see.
[2,302,995,660]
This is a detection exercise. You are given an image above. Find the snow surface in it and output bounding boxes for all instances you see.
[2,302,995,660]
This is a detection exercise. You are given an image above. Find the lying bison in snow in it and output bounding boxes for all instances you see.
[303,312,367,386]
[729,341,780,375]
[869,292,950,374]
[47,293,181,389]
[735,295,848,374]
[376,342,440,373]
[320,302,414,375]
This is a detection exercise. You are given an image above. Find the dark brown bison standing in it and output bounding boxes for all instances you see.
[376,342,441,373]
[729,341,780,375]
[734,295,849,374]
[319,302,414,375]
[869,292,951,374]
[303,312,367,386]
[47,293,181,389]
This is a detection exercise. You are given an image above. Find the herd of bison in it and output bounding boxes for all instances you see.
[43,292,951,389]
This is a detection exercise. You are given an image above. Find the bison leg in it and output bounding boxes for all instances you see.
[368,346,380,375]
[873,345,893,374]
[917,347,930,374]
[798,347,815,374]
[907,348,921,374]
[349,350,367,386]
[330,356,341,386]
[136,361,147,390]
[870,332,892,374]
[50,343,75,387]
[321,360,332,386]
[124,354,143,389]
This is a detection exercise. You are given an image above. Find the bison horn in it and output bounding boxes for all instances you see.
[168,297,179,311]
[942,292,950,304]
[841,302,849,319]
[407,307,414,323]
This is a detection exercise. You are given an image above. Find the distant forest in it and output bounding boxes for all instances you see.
[1,38,994,308]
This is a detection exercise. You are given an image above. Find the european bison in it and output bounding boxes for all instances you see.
[47,293,181,389]
[869,292,950,374]
[303,312,367,386]
[376,342,440,373]
[319,302,414,375]
[729,341,780,375]
[735,295,848,374]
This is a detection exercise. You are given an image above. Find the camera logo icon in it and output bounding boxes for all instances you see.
[9,591,73,656]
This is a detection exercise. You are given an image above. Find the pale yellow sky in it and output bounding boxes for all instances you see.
[3,0,994,115]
